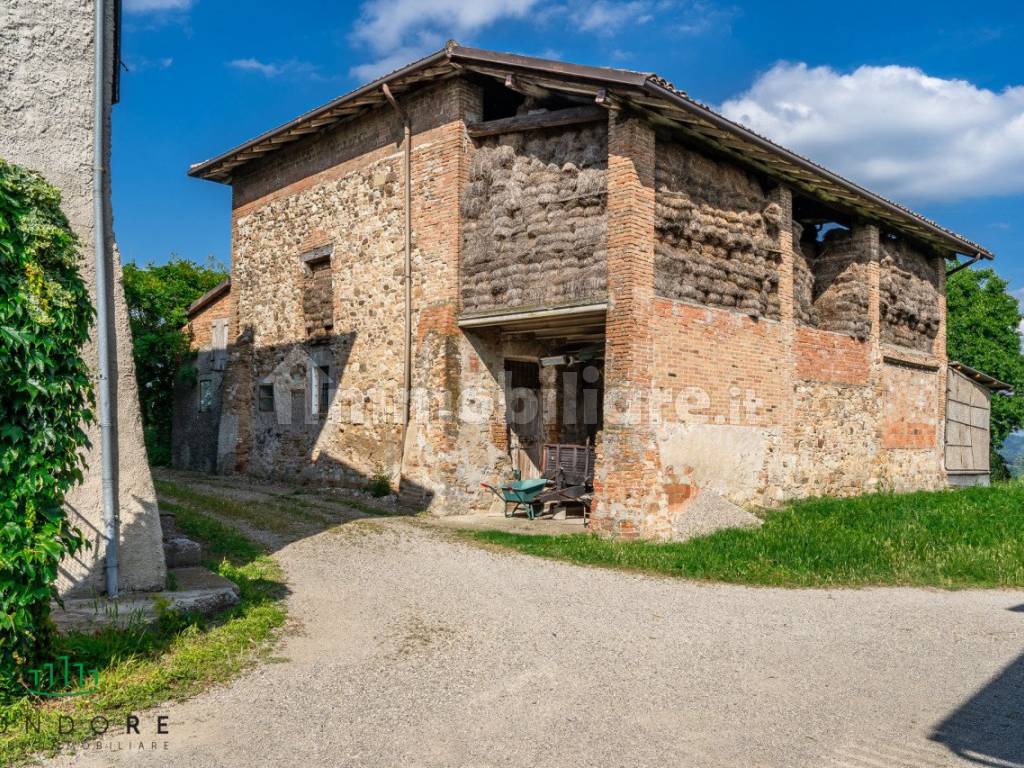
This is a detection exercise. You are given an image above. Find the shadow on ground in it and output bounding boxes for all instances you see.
[931,620,1024,767]
[152,467,408,557]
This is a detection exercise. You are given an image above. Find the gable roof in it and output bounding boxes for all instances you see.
[189,42,992,260]
[187,278,231,319]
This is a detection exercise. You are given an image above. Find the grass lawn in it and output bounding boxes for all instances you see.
[0,497,286,766]
[467,483,1024,589]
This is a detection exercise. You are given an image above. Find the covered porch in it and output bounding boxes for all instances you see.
[458,302,607,524]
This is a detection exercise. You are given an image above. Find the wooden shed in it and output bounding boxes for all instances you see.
[946,362,1011,487]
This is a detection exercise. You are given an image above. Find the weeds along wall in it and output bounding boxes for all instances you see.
[460,124,608,313]
[653,142,781,318]
[879,236,941,352]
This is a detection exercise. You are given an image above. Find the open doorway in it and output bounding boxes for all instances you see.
[505,359,544,479]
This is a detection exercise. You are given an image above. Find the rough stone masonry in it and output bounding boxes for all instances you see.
[180,45,991,540]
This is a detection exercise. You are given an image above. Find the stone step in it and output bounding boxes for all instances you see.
[51,567,240,634]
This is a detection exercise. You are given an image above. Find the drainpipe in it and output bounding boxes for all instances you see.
[382,84,413,460]
[94,0,119,598]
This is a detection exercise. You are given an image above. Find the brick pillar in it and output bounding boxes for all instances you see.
[399,79,482,511]
[856,223,884,485]
[591,111,664,538]
[934,255,948,475]
[858,224,881,346]
[769,186,796,496]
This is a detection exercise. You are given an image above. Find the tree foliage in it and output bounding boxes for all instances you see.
[946,266,1024,475]
[122,257,227,465]
[0,159,93,697]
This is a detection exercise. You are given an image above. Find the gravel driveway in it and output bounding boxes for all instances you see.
[47,502,1024,768]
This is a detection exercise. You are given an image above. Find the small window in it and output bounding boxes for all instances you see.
[258,384,275,413]
[198,379,214,413]
[318,364,331,418]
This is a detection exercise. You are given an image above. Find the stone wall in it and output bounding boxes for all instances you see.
[0,0,165,594]
[228,119,407,484]
[223,78,488,510]
[460,124,608,314]
[654,142,781,319]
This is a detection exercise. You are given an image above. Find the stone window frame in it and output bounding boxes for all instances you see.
[300,244,334,274]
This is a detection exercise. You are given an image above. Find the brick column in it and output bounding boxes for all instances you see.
[399,79,482,511]
[770,186,795,459]
[934,255,948,474]
[591,111,664,538]
[855,223,884,483]
[858,223,882,348]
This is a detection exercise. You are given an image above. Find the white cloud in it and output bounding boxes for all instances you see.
[228,58,320,79]
[348,37,443,81]
[123,0,193,12]
[573,1,653,32]
[570,1,732,37]
[125,56,174,72]
[719,62,1024,202]
[350,0,539,79]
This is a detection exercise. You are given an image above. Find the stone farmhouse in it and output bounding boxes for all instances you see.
[179,43,997,539]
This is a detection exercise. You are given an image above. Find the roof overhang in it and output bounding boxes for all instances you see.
[458,302,607,342]
[189,43,993,261]
[187,278,231,319]
[949,361,1013,392]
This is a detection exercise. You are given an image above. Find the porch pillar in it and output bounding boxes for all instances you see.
[591,110,664,538]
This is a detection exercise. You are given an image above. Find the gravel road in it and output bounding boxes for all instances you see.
[46,503,1024,768]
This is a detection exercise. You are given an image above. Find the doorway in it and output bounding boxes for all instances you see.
[504,359,544,479]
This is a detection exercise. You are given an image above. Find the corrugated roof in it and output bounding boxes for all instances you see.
[949,361,1013,392]
[189,43,992,260]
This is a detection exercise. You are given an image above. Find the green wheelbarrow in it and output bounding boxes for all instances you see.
[480,477,552,519]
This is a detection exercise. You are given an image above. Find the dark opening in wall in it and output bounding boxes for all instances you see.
[481,78,526,120]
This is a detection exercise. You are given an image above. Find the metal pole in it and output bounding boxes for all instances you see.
[93,0,119,598]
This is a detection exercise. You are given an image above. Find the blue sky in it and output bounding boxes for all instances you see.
[116,0,1023,295]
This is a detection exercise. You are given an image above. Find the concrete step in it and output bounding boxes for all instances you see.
[52,567,240,634]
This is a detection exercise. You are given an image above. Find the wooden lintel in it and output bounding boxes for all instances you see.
[467,105,605,138]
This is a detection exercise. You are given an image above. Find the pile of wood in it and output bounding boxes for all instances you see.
[654,144,781,319]
[792,222,816,326]
[880,236,940,351]
[461,125,608,313]
[807,228,872,340]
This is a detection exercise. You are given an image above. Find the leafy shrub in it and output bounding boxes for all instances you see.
[0,159,93,699]
[365,469,393,498]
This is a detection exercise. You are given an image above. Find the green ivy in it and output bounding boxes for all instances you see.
[0,159,93,699]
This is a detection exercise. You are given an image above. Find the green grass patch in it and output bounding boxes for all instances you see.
[466,483,1024,589]
[0,499,286,766]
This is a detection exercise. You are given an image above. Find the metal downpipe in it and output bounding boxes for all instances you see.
[94,0,119,598]
[382,84,414,474]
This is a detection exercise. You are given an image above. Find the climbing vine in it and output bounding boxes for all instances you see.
[0,158,93,698]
